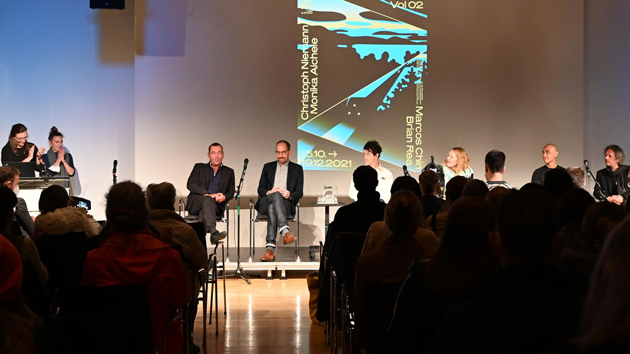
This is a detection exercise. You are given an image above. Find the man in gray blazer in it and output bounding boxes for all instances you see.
[256,140,304,261]
[186,143,235,244]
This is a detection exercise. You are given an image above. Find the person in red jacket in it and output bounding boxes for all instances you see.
[82,181,187,354]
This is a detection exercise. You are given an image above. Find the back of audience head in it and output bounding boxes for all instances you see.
[520,182,545,193]
[419,170,439,196]
[485,150,506,175]
[385,190,422,239]
[544,168,574,201]
[493,190,559,264]
[462,179,489,198]
[581,202,626,254]
[566,166,586,189]
[38,185,69,214]
[558,188,595,228]
[105,181,149,232]
[578,216,630,352]
[391,176,422,200]
[353,165,378,192]
[438,197,495,257]
[0,186,17,232]
[445,176,467,206]
[485,187,509,210]
[0,165,19,191]
[146,182,177,211]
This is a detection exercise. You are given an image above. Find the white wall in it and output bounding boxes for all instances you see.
[0,0,135,220]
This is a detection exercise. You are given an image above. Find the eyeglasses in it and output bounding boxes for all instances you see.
[275,151,289,155]
[13,135,28,142]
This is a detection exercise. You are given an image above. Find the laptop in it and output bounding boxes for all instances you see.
[6,162,37,178]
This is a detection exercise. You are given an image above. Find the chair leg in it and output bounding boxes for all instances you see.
[202,270,207,354]
[209,259,215,325]
[214,259,219,336]
[222,243,227,315]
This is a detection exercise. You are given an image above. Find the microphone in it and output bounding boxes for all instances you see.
[584,159,594,178]
[403,165,410,176]
[112,159,118,185]
[243,158,249,171]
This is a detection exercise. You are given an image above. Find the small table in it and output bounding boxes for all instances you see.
[311,202,345,232]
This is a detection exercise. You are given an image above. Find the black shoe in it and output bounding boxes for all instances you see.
[210,230,227,244]
[192,343,201,354]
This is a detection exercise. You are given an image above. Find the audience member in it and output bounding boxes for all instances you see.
[316,165,386,322]
[146,182,207,301]
[544,168,574,201]
[461,179,489,198]
[362,176,437,254]
[484,150,513,190]
[430,190,581,353]
[559,202,626,297]
[355,190,433,353]
[577,216,630,353]
[0,235,37,354]
[34,185,101,238]
[557,188,595,252]
[0,186,48,289]
[425,197,499,314]
[0,165,34,237]
[425,176,467,237]
[566,166,586,189]
[419,170,446,219]
[82,181,187,354]
[485,186,509,211]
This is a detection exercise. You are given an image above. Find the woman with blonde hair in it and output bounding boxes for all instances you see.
[444,147,474,187]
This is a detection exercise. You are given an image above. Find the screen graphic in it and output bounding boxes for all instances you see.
[297,0,427,171]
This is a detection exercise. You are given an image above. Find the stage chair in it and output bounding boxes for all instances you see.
[181,201,230,246]
[185,219,227,333]
[249,199,300,259]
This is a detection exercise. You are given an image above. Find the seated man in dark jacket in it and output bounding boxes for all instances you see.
[594,144,630,205]
[429,190,581,354]
[185,143,235,244]
[316,165,386,322]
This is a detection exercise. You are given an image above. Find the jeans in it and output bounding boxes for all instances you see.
[264,192,292,249]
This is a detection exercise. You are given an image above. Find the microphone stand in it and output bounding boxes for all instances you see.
[225,162,256,284]
[586,167,607,201]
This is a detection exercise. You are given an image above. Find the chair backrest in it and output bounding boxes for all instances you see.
[359,280,405,352]
[54,283,153,354]
[35,232,87,289]
[21,261,52,316]
[330,231,366,300]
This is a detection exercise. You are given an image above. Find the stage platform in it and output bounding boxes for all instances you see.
[217,246,320,280]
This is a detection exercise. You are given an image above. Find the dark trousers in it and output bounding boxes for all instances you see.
[261,192,292,249]
[201,196,218,233]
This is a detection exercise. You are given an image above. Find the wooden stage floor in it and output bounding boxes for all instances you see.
[192,277,328,354]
